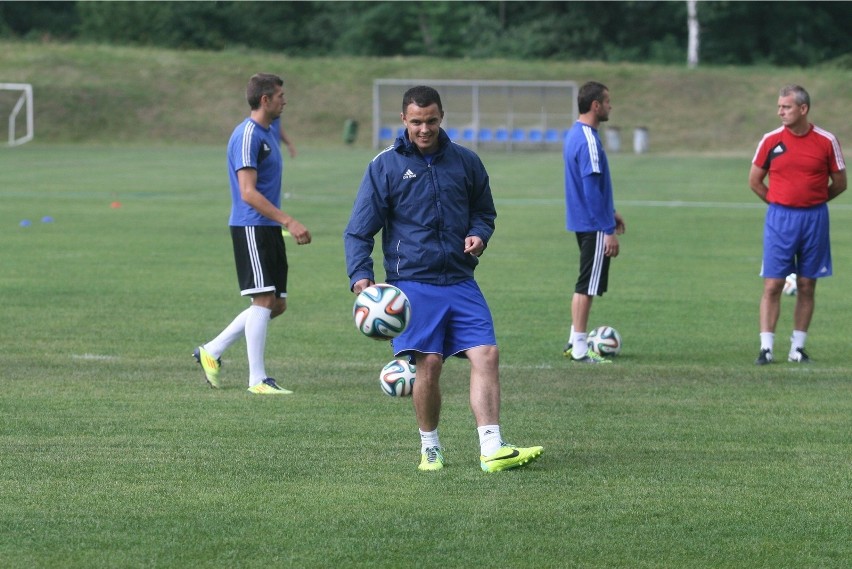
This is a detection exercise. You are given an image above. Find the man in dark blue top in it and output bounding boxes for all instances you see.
[344,86,543,473]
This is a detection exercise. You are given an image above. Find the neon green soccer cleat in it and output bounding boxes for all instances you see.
[193,346,222,388]
[572,350,611,364]
[418,446,445,472]
[247,378,294,395]
[480,443,543,473]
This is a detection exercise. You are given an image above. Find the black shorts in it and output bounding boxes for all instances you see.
[574,231,610,296]
[231,226,288,298]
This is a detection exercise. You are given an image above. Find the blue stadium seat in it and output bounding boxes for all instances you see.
[462,128,476,142]
[478,128,493,142]
[545,129,561,143]
[528,129,544,142]
[510,128,526,142]
[446,127,459,139]
[379,127,394,140]
[495,128,509,142]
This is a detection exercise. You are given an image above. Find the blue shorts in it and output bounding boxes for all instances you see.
[761,203,832,279]
[389,280,497,360]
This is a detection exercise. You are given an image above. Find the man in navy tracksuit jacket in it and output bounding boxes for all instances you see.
[344,85,543,473]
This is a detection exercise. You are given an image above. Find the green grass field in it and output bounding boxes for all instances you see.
[1,144,850,568]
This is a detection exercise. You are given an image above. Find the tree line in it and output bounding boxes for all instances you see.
[1,1,850,67]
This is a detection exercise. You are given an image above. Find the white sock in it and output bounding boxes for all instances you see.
[245,305,272,387]
[203,307,251,359]
[572,333,589,359]
[569,325,576,344]
[790,330,807,351]
[760,332,775,352]
[477,424,503,456]
[419,429,440,453]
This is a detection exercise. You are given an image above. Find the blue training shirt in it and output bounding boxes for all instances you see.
[563,121,616,234]
[227,118,283,226]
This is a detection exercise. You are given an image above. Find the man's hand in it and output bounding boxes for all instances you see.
[352,278,375,294]
[604,233,619,257]
[464,235,485,257]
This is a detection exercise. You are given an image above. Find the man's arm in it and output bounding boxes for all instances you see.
[344,168,388,289]
[827,169,847,201]
[279,124,297,158]
[748,164,770,203]
[237,168,311,244]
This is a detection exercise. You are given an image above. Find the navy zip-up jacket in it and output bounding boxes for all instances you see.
[344,128,496,289]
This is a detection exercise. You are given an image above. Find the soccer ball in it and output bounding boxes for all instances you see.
[379,359,416,397]
[353,284,411,340]
[588,325,622,357]
[783,273,797,296]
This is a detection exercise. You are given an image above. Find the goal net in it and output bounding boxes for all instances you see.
[0,83,34,146]
[373,79,577,151]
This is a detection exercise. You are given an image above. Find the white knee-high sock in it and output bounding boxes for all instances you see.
[245,305,272,386]
[203,307,251,358]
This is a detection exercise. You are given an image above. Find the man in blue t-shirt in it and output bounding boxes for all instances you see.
[193,73,312,394]
[562,81,626,363]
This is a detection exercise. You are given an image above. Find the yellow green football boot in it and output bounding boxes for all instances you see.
[193,346,222,388]
[480,443,543,473]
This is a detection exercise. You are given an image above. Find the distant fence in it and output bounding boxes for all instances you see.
[373,79,578,151]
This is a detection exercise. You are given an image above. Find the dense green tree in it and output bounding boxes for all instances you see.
[1,1,849,67]
[0,1,78,40]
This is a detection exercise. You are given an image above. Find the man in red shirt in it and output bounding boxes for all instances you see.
[749,84,846,365]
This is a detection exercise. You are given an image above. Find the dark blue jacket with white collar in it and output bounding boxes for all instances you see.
[344,128,496,289]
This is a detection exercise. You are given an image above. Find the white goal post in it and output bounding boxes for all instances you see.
[373,79,578,151]
[0,83,34,146]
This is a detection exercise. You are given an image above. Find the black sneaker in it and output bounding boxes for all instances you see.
[755,349,773,365]
[788,347,811,363]
[562,342,573,358]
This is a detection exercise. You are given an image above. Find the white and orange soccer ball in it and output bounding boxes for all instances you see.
[352,284,411,340]
[379,359,416,397]
[588,325,622,357]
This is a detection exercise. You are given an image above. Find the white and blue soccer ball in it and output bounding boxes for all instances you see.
[783,273,798,296]
[588,325,622,357]
[379,359,416,397]
[353,284,411,340]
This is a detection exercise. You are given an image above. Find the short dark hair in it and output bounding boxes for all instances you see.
[246,73,283,110]
[577,81,608,114]
[402,85,443,114]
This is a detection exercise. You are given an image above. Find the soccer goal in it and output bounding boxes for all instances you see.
[0,83,34,146]
[373,79,578,151]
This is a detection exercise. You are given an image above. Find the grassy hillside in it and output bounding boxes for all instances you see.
[1,40,850,152]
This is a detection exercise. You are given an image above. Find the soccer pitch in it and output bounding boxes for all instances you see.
[1,145,850,568]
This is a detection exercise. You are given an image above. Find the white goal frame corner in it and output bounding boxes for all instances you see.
[0,82,34,147]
